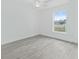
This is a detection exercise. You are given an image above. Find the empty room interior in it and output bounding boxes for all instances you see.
[1,0,78,59]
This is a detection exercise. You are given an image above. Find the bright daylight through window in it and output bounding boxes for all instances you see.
[53,11,67,33]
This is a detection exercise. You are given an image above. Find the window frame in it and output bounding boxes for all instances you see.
[52,10,67,34]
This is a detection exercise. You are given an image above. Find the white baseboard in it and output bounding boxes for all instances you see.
[1,33,39,45]
[40,34,78,45]
[2,34,78,45]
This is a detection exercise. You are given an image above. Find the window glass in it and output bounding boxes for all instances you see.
[53,11,67,32]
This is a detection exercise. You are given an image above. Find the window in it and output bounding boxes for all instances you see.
[53,11,67,33]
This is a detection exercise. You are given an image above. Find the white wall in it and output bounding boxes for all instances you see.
[37,0,78,43]
[1,0,38,45]
[1,0,78,45]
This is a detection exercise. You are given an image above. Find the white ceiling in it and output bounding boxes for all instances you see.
[24,0,69,9]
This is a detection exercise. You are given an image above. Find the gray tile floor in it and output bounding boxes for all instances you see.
[1,35,78,59]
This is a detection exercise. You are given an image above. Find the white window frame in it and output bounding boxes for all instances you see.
[52,10,67,34]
